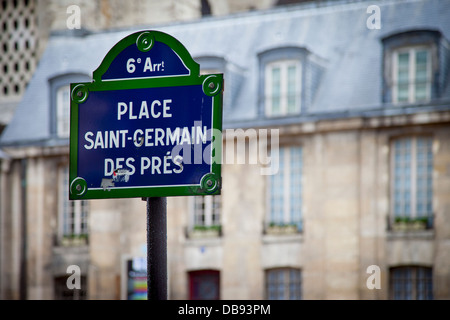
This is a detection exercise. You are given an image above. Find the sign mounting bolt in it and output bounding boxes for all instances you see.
[208,82,215,89]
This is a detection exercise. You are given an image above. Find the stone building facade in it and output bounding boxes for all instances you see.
[1,0,450,300]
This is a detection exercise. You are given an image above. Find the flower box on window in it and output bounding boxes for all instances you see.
[61,234,89,246]
[266,223,299,235]
[392,217,428,231]
[189,225,221,239]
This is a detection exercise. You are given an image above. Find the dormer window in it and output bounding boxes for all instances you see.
[258,46,323,118]
[195,56,225,76]
[194,55,244,112]
[56,85,71,138]
[382,30,450,105]
[265,59,301,117]
[49,73,90,139]
[392,46,431,104]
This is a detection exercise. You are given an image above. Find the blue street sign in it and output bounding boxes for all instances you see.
[69,30,223,200]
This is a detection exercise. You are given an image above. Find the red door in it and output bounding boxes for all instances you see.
[189,270,220,300]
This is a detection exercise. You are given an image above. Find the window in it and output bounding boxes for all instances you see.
[267,146,302,231]
[382,30,450,104]
[195,55,243,112]
[393,47,431,104]
[56,85,71,138]
[201,0,211,17]
[189,195,221,238]
[266,268,302,300]
[193,195,221,227]
[189,270,220,300]
[50,73,90,138]
[259,47,323,117]
[391,136,433,227]
[59,167,89,245]
[389,266,433,300]
[265,60,301,117]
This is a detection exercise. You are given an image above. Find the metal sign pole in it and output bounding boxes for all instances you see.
[146,197,167,300]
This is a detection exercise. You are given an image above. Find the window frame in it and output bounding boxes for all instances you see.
[192,195,221,228]
[266,146,303,231]
[49,73,90,138]
[389,266,433,300]
[381,30,444,104]
[258,47,309,119]
[56,85,71,138]
[264,59,302,117]
[392,46,432,104]
[389,136,433,227]
[187,195,222,238]
[265,268,302,300]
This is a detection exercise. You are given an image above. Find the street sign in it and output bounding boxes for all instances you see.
[69,30,223,200]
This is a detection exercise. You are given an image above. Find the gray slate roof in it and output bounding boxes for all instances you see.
[1,0,449,146]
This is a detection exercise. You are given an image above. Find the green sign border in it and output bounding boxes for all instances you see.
[69,30,223,200]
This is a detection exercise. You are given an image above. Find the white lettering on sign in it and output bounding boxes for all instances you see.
[126,57,165,74]
[117,99,172,120]
[80,91,212,185]
[104,157,136,177]
[139,153,183,175]
[84,126,206,150]
[84,130,128,149]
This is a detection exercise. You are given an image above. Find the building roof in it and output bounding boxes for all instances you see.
[1,0,449,147]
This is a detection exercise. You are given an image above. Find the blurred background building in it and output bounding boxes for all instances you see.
[0,0,449,300]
